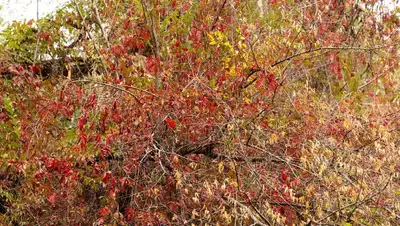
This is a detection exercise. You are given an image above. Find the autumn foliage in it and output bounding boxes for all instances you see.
[0,0,399,225]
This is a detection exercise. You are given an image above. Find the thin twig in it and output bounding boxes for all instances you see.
[210,0,227,31]
[248,144,319,177]
[91,0,110,47]
[317,175,392,223]
[73,80,142,104]
[76,79,159,97]
[271,45,394,67]
[141,0,161,90]
[72,0,109,75]
[33,0,40,62]
[222,196,270,226]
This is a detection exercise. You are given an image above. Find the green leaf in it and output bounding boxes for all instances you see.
[65,129,77,143]
[3,96,14,116]
[349,77,359,92]
[69,109,80,129]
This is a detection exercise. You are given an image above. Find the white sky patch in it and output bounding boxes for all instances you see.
[0,0,398,26]
[0,0,67,24]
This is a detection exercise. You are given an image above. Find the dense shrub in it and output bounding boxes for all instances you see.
[1,0,399,225]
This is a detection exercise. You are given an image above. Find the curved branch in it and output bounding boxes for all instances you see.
[271,45,394,68]
[73,80,142,104]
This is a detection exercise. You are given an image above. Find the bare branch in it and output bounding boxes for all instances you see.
[73,80,142,104]
[271,45,395,68]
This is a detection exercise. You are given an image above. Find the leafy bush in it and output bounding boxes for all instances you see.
[0,0,399,225]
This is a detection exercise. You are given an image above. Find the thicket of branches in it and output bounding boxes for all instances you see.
[0,0,399,225]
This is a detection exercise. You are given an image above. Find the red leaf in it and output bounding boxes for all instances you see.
[77,113,87,131]
[112,114,122,124]
[8,64,25,75]
[96,218,105,225]
[102,172,112,184]
[110,44,125,56]
[48,193,56,206]
[145,56,160,73]
[170,1,177,8]
[125,207,135,221]
[256,74,265,88]
[165,118,176,129]
[79,133,87,149]
[37,32,50,41]
[281,171,288,181]
[139,29,151,40]
[29,64,41,73]
[98,207,111,217]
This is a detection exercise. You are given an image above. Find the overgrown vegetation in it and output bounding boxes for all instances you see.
[0,0,399,225]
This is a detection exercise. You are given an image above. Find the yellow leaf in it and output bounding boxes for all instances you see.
[174,170,182,188]
[218,162,224,174]
[318,163,327,176]
[269,133,278,144]
[230,179,238,188]
[207,33,217,45]
[343,119,352,130]
[192,193,199,203]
